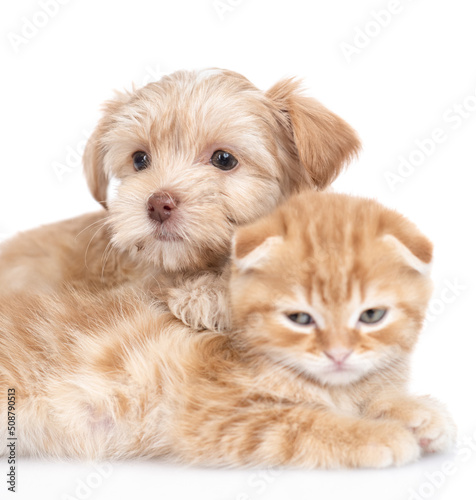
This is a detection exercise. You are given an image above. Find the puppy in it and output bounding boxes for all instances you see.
[0,69,360,330]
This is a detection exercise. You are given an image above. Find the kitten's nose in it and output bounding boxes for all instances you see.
[147,192,178,223]
[324,348,353,365]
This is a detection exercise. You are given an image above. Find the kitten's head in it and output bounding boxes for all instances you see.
[83,69,360,272]
[231,191,433,386]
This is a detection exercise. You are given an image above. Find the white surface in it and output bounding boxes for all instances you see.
[1,0,476,499]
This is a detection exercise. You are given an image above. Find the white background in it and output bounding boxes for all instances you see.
[1,0,476,499]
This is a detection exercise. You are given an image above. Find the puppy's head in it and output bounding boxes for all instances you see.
[84,69,360,271]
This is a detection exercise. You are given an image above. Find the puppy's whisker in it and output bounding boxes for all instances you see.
[75,218,108,240]
[100,241,115,279]
[83,222,109,270]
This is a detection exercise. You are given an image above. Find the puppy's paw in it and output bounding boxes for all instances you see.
[166,273,231,332]
[355,420,420,468]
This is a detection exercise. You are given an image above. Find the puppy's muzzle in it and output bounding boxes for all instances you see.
[147,192,178,223]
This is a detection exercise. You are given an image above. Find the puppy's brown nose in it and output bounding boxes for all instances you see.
[147,192,178,223]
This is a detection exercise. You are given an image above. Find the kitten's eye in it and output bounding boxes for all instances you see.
[287,313,315,326]
[132,151,150,171]
[359,308,387,324]
[210,150,238,171]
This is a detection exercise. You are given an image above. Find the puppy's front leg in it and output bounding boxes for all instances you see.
[163,269,231,332]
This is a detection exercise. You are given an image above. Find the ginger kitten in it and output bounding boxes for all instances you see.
[0,191,455,466]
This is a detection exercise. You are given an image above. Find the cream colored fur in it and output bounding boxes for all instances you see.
[0,192,455,467]
[0,69,360,331]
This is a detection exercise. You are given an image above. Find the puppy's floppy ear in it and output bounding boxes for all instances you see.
[266,78,360,189]
[232,215,285,271]
[381,211,433,276]
[83,90,131,208]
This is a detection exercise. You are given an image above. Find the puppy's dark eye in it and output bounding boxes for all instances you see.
[359,308,387,324]
[287,313,315,326]
[132,151,150,171]
[210,150,238,171]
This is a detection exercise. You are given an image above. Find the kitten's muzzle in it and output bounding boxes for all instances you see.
[324,348,353,366]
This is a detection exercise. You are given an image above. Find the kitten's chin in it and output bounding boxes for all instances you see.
[276,353,369,387]
[313,368,365,387]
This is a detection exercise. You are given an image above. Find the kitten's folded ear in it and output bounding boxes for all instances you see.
[83,90,132,208]
[381,212,433,276]
[266,78,361,189]
[232,215,285,272]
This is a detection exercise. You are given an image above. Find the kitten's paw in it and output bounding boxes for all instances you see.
[405,399,457,454]
[368,396,456,455]
[167,274,231,332]
[358,421,421,467]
